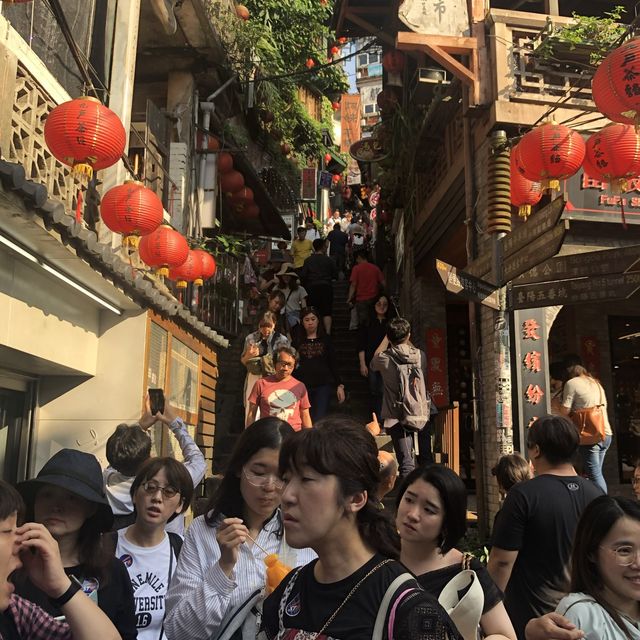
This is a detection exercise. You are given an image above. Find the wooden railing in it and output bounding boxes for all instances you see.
[432,402,460,475]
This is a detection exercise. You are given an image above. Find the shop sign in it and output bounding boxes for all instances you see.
[398,0,468,37]
[350,138,387,163]
[435,259,500,309]
[300,168,317,201]
[425,328,447,407]
[340,94,361,154]
[564,171,640,225]
[318,171,333,189]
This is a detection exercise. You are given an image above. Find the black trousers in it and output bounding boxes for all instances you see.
[388,424,433,478]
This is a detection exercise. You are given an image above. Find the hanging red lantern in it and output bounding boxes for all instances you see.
[100,181,163,246]
[192,249,216,285]
[235,4,250,20]
[305,58,315,69]
[219,170,245,195]
[332,174,341,184]
[168,250,203,289]
[331,101,340,111]
[196,131,220,151]
[138,226,189,276]
[382,50,405,75]
[330,46,340,56]
[592,38,640,125]
[241,203,260,219]
[280,142,292,155]
[229,186,254,205]
[324,152,332,163]
[338,37,348,45]
[44,96,126,178]
[510,147,542,220]
[218,151,234,174]
[584,123,640,191]
[516,121,585,190]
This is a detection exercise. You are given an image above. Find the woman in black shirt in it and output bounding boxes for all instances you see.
[396,465,516,640]
[293,307,345,421]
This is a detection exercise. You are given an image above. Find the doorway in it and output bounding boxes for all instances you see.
[0,377,35,484]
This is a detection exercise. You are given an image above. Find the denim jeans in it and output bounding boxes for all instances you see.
[308,384,333,422]
[388,424,434,479]
[578,434,612,493]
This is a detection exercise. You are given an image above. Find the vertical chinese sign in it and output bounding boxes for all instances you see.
[425,329,448,407]
[340,94,361,154]
[514,308,551,451]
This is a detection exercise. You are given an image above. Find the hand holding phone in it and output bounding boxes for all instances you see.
[148,388,165,416]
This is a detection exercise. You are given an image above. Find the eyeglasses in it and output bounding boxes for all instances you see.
[141,481,179,499]
[632,477,640,485]
[601,545,640,566]
[242,468,285,491]
[276,360,295,368]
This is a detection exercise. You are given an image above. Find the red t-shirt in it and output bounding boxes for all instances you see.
[350,262,383,301]
[248,375,311,431]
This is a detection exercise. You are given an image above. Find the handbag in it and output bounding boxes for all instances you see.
[570,382,606,446]
[437,554,484,640]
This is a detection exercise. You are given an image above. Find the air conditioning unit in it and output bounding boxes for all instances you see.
[411,67,450,103]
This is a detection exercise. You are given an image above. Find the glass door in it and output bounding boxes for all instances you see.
[0,382,34,484]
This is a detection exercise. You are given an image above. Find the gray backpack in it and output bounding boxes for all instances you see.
[388,350,431,431]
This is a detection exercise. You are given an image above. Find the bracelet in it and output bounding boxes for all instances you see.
[49,579,81,608]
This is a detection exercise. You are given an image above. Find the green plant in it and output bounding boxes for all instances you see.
[535,6,627,65]
[203,234,247,258]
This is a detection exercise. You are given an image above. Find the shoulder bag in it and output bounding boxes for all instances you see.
[570,381,606,446]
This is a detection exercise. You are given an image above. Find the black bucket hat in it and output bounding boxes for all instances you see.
[17,448,114,532]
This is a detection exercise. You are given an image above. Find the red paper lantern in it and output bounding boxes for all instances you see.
[332,174,341,183]
[382,50,405,75]
[305,58,315,69]
[235,4,249,20]
[584,123,640,190]
[192,249,217,285]
[242,203,260,219]
[219,170,245,195]
[169,250,203,289]
[196,131,220,151]
[218,152,234,174]
[324,152,332,163]
[229,186,254,205]
[338,37,348,45]
[138,226,189,276]
[592,38,640,125]
[331,101,340,111]
[44,96,126,178]
[510,147,542,220]
[100,181,163,246]
[516,122,585,190]
[330,46,340,56]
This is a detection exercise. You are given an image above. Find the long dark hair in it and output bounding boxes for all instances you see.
[205,417,294,527]
[300,307,326,338]
[571,495,640,640]
[279,415,400,559]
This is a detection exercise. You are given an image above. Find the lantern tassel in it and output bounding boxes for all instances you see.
[123,235,141,249]
[518,204,531,220]
[75,189,83,223]
[72,163,94,179]
[620,198,628,230]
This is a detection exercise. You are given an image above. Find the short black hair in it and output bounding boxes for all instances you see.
[333,223,341,230]
[354,250,369,261]
[275,344,299,363]
[386,317,411,345]
[0,479,24,522]
[106,424,152,477]
[527,414,578,465]
[395,464,467,553]
[312,238,326,252]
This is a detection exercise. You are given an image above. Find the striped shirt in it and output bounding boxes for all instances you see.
[164,511,315,640]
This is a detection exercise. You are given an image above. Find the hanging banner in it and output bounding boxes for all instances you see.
[340,94,361,154]
[426,328,448,407]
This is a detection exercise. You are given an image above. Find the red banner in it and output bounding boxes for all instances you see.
[340,94,361,154]
[425,328,448,407]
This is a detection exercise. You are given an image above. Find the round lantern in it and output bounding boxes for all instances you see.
[219,170,245,195]
[338,37,348,45]
[169,250,202,289]
[192,249,216,285]
[516,121,585,190]
[332,174,341,184]
[324,152,332,164]
[382,50,405,75]
[218,151,234,174]
[100,181,163,246]
[196,131,220,151]
[242,203,260,219]
[510,148,542,220]
[44,96,126,178]
[584,123,640,191]
[592,38,640,125]
[235,4,250,20]
[138,226,189,276]
[305,59,315,69]
[229,186,254,205]
[331,101,340,111]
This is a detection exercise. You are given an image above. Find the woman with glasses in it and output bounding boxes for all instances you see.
[164,418,315,640]
[554,495,640,639]
[115,457,193,640]
[292,307,345,421]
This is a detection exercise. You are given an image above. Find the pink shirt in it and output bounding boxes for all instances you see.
[248,375,311,430]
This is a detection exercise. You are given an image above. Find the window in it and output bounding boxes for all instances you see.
[364,104,375,114]
[147,322,168,388]
[369,53,380,64]
[169,338,199,415]
[358,54,368,66]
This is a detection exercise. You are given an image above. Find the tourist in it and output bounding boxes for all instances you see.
[292,307,345,421]
[259,417,463,639]
[326,222,349,278]
[376,451,398,502]
[347,250,385,328]
[164,418,315,640]
[15,449,136,639]
[246,345,312,430]
[273,266,307,333]
[633,460,640,500]
[396,465,516,639]
[291,226,313,269]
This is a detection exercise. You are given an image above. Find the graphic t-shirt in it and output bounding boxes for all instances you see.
[261,555,462,640]
[116,530,176,640]
[491,474,603,638]
[249,375,311,430]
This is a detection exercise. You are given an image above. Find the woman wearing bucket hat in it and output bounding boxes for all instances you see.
[14,449,137,639]
[274,263,307,334]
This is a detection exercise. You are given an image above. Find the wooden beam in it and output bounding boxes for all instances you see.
[397,31,477,55]
[544,0,560,16]
[345,10,395,46]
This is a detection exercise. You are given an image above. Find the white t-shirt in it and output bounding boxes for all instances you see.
[275,286,307,314]
[562,376,613,435]
[116,530,177,640]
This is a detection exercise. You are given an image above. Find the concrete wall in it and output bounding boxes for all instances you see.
[35,312,147,473]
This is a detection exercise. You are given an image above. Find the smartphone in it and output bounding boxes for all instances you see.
[148,388,165,415]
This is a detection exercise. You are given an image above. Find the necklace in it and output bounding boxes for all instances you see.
[313,559,393,637]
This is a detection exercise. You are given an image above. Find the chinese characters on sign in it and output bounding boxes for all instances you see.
[340,94,361,154]
[425,328,447,407]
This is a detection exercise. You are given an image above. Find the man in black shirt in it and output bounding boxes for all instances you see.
[326,223,349,278]
[299,239,338,335]
[487,415,603,639]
